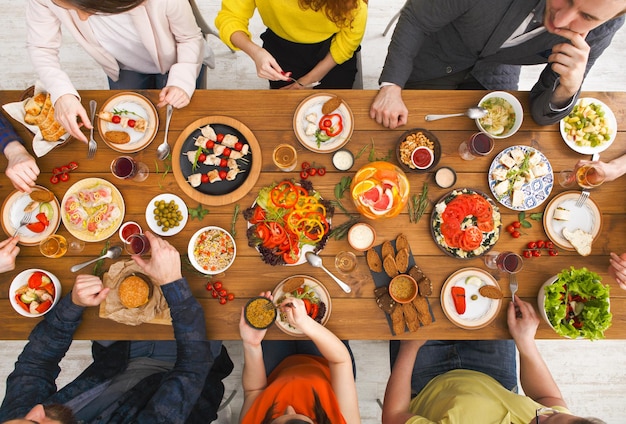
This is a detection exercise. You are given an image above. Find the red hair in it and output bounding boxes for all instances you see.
[299,0,365,28]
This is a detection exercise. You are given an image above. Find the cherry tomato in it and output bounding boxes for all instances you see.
[512,221,521,228]
[205,283,213,291]
[52,167,62,175]
[527,241,537,249]
[512,230,521,238]
[227,293,235,301]
[59,172,70,182]
[216,134,225,143]
[301,162,311,170]
[211,290,219,299]
[127,119,136,128]
[218,170,227,180]
[219,297,227,305]
[214,281,223,290]
[219,158,228,168]
[201,174,209,184]
[50,175,59,184]
[523,250,532,258]
[68,161,79,170]
[300,170,308,179]
[234,142,243,151]
[532,249,541,257]
[549,249,559,256]
[308,167,317,176]
[317,167,326,176]
[112,115,122,124]
[219,289,227,297]
[545,241,554,249]
[205,140,215,149]
[505,224,515,233]
[198,153,207,163]
[223,147,232,157]
[61,166,70,174]
[537,240,545,249]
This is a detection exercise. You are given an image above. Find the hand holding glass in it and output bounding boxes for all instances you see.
[559,164,606,189]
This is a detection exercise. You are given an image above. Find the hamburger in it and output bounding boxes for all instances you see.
[118,275,151,308]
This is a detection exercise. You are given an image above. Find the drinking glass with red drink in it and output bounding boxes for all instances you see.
[458,132,494,160]
[111,156,149,182]
[125,233,150,256]
[484,251,523,274]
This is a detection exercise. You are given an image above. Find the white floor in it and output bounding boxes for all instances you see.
[1,1,626,423]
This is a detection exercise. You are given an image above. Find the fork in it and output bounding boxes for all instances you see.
[509,273,518,306]
[13,210,34,237]
[575,190,590,208]
[285,76,320,88]
[87,99,97,159]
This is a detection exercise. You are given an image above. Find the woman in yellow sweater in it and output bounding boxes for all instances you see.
[216,0,367,89]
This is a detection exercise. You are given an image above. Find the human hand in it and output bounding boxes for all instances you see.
[132,232,182,286]
[507,296,540,350]
[609,252,626,290]
[54,94,90,143]
[575,159,621,183]
[71,274,109,307]
[280,297,313,331]
[4,141,39,192]
[549,28,590,97]
[239,291,273,345]
[369,85,408,129]
[249,46,286,82]
[0,237,20,273]
[157,86,190,109]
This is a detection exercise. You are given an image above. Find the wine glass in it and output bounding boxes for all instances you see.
[484,251,523,274]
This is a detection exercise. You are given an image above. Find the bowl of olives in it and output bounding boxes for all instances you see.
[145,193,189,236]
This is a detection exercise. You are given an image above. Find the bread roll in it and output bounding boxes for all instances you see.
[104,131,131,144]
[119,275,150,308]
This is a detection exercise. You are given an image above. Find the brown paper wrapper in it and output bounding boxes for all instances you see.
[99,260,171,326]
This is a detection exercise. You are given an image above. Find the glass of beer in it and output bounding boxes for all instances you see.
[458,133,494,160]
[273,144,297,172]
[576,164,606,189]
[39,234,68,258]
[111,156,149,182]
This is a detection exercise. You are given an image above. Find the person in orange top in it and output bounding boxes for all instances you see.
[239,291,361,423]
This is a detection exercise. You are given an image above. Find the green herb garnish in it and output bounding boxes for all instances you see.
[189,203,210,220]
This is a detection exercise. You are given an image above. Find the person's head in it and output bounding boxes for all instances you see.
[261,391,331,424]
[2,404,77,424]
[544,0,626,34]
[50,0,144,20]
[532,407,606,424]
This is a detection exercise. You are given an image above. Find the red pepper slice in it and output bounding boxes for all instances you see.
[318,113,343,137]
[270,181,299,209]
[36,300,53,314]
[451,286,466,315]
[15,294,29,313]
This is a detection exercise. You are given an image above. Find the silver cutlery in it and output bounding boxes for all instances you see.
[509,273,518,306]
[425,106,487,121]
[286,76,320,88]
[156,104,173,160]
[13,210,34,237]
[70,245,122,272]
[87,99,97,159]
[305,252,352,293]
[575,190,590,208]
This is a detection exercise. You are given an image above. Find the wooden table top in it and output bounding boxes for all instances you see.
[1,89,624,340]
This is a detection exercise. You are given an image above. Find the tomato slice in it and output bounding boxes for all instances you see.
[249,206,266,224]
[477,219,494,232]
[440,218,461,238]
[461,226,483,251]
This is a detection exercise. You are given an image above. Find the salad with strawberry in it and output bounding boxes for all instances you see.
[245,179,333,266]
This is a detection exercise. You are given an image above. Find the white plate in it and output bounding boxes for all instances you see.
[145,194,188,237]
[559,97,617,155]
[97,92,159,153]
[9,268,61,317]
[292,93,353,153]
[187,226,236,275]
[272,274,331,336]
[543,191,602,251]
[488,145,553,211]
[1,186,61,246]
[440,267,502,330]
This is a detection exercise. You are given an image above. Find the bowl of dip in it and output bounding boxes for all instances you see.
[389,274,418,304]
[348,222,376,251]
[411,146,434,169]
[332,149,354,171]
[434,167,457,189]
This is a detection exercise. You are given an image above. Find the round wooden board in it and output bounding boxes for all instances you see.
[172,116,262,206]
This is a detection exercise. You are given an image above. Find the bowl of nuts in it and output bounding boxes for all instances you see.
[396,128,441,173]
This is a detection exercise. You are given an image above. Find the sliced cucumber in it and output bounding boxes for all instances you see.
[39,202,54,220]
[465,276,483,287]
[20,292,37,304]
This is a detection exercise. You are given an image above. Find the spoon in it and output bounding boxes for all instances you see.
[424,106,488,121]
[156,104,173,160]
[305,252,352,293]
[70,245,123,273]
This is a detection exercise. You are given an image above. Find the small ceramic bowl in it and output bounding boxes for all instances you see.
[434,167,457,189]
[347,222,377,251]
[9,269,61,317]
[389,274,418,304]
[395,128,441,173]
[119,221,142,243]
[244,296,277,330]
[410,146,435,169]
[475,91,523,139]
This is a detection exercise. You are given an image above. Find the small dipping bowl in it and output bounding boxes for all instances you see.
[434,167,457,189]
[332,149,354,171]
[348,222,377,251]
[119,221,142,243]
[411,146,434,169]
[244,296,277,330]
[389,274,418,304]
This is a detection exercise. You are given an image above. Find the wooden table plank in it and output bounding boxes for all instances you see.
[0,89,624,340]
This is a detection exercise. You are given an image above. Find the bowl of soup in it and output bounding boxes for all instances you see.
[476,91,523,139]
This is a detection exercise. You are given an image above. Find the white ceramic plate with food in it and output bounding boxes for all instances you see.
[187,226,236,275]
[559,97,617,155]
[9,268,61,317]
[475,91,523,138]
[488,145,553,211]
[97,92,159,153]
[272,274,331,336]
[0,186,61,246]
[145,193,189,237]
[440,267,502,330]
[293,93,353,153]
[543,191,602,251]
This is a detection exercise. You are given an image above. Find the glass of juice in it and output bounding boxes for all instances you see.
[110,156,149,182]
[576,164,606,189]
[458,132,494,160]
[484,251,523,274]
[39,234,68,258]
[125,233,151,256]
[334,251,357,274]
[272,144,298,172]
[350,161,410,219]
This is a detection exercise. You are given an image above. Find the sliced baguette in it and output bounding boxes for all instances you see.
[562,228,593,256]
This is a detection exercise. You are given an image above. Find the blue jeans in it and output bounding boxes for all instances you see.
[261,339,356,379]
[389,340,518,394]
[108,67,206,90]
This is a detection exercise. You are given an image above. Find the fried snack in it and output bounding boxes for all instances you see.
[119,275,150,308]
[383,255,399,278]
[395,248,410,274]
[417,276,432,297]
[391,304,406,335]
[24,93,66,141]
[412,295,432,326]
[29,188,54,203]
[381,241,395,260]
[366,248,383,273]
[395,234,409,252]
[282,276,306,294]
[30,93,53,126]
[24,92,46,122]
[104,130,131,144]
[408,265,424,283]
[374,286,397,314]
[403,302,421,332]
[321,96,343,115]
[41,121,66,141]
[479,285,504,299]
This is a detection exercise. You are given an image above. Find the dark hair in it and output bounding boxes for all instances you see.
[260,390,331,424]
[43,404,78,424]
[64,0,145,14]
